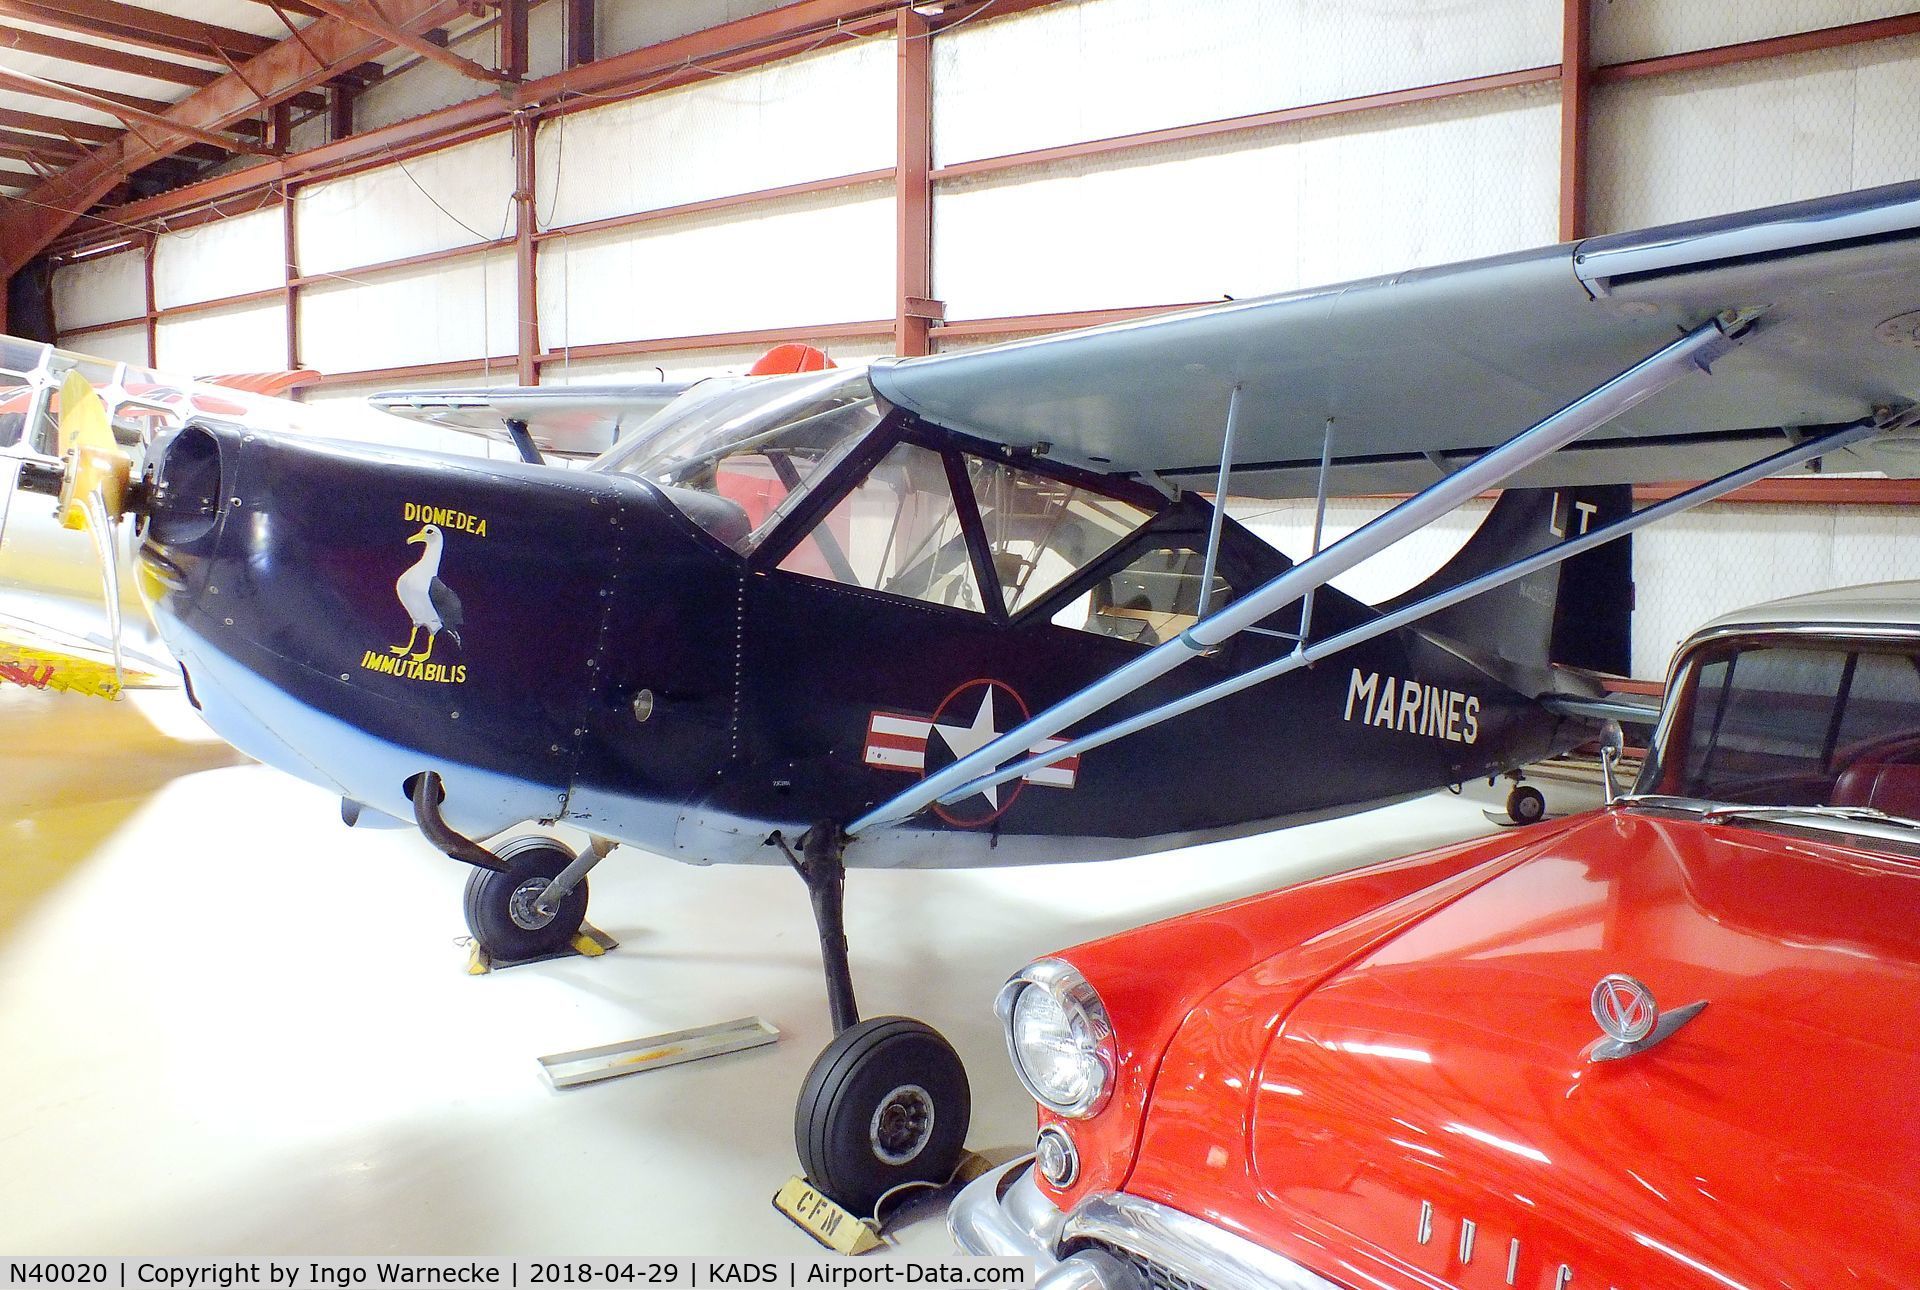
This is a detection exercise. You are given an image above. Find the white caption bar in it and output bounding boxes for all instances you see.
[4,1260,1035,1289]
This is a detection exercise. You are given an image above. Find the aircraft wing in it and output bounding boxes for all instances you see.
[368,382,712,459]
[0,605,171,699]
[868,181,1920,495]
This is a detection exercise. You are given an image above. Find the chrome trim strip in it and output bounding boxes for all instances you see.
[1417,1200,1433,1244]
[952,1160,1344,1290]
[1063,1191,1345,1290]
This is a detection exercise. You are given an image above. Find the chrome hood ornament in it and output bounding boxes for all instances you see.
[1588,973,1707,1062]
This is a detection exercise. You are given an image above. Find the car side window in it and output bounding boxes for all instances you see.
[776,441,985,612]
[1051,544,1234,646]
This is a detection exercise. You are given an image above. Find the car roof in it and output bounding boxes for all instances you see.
[1690,580,1920,638]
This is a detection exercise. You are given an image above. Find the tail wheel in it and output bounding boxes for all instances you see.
[462,836,587,961]
[795,1016,971,1217]
[1506,784,1547,825]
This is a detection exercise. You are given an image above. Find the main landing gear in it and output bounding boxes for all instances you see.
[463,835,591,961]
[410,771,613,963]
[780,823,971,1217]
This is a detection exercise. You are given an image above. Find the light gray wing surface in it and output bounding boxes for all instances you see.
[869,181,1920,495]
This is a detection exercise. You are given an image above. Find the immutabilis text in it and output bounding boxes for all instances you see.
[1344,669,1480,744]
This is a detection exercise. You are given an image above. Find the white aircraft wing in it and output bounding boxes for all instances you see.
[868,180,1920,495]
[367,383,716,459]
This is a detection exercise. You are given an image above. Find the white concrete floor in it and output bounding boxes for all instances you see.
[0,686,1596,1256]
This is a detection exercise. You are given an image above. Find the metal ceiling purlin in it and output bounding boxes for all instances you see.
[0,23,223,88]
[0,66,264,154]
[0,0,276,62]
[0,0,474,272]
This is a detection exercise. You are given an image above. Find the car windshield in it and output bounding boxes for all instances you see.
[590,368,883,552]
[1630,638,1920,829]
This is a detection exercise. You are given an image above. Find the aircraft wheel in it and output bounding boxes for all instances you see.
[1506,784,1547,825]
[463,836,588,961]
[795,1016,971,1217]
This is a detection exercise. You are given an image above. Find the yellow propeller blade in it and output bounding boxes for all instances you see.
[55,369,114,457]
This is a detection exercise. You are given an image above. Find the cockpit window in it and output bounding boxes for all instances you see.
[1652,642,1920,810]
[592,368,882,551]
[777,442,985,612]
[965,457,1152,615]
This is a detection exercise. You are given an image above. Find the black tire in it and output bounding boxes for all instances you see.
[462,836,588,961]
[1507,784,1547,825]
[794,1016,971,1217]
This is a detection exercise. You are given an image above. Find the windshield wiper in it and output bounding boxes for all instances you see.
[1614,795,1920,831]
[1698,803,1920,829]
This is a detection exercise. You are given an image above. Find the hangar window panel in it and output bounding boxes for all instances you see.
[965,458,1152,615]
[537,184,894,348]
[154,206,284,310]
[537,40,894,229]
[354,64,492,136]
[154,300,287,378]
[299,254,516,375]
[53,324,146,368]
[295,134,514,277]
[1588,36,1920,234]
[52,249,145,332]
[932,0,1557,167]
[933,85,1559,321]
[1052,545,1233,647]
[1593,0,1920,66]
[598,0,786,60]
[778,442,986,613]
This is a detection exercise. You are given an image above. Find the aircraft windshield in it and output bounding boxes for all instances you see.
[592,368,882,552]
[1639,640,1920,819]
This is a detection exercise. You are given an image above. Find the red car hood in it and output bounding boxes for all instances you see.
[1127,810,1920,1289]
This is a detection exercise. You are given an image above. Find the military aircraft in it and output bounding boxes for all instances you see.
[9,179,1920,1214]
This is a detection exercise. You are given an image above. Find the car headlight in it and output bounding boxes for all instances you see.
[994,958,1116,1118]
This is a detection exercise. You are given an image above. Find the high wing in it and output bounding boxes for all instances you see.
[869,181,1920,495]
[368,383,710,460]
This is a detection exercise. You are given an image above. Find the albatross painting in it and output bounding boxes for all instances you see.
[390,523,463,662]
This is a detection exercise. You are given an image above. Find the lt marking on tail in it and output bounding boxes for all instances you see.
[1344,669,1481,745]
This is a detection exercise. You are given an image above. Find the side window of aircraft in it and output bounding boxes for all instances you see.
[966,458,1152,615]
[777,442,986,612]
[1052,544,1235,646]
[598,369,883,553]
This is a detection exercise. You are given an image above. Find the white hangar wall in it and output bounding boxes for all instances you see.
[43,0,1920,677]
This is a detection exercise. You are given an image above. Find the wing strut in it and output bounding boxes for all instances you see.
[847,316,1748,837]
[928,412,1891,808]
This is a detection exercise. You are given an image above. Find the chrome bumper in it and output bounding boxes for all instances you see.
[950,1157,1343,1290]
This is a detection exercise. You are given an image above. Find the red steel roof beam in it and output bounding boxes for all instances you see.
[298,0,511,81]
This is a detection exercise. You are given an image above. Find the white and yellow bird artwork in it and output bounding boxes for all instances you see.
[391,523,463,663]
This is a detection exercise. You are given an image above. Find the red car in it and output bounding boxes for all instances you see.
[953,583,1920,1288]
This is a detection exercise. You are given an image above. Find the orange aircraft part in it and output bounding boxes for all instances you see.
[748,344,836,375]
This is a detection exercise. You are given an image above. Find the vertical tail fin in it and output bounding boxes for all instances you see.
[1381,485,1633,692]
